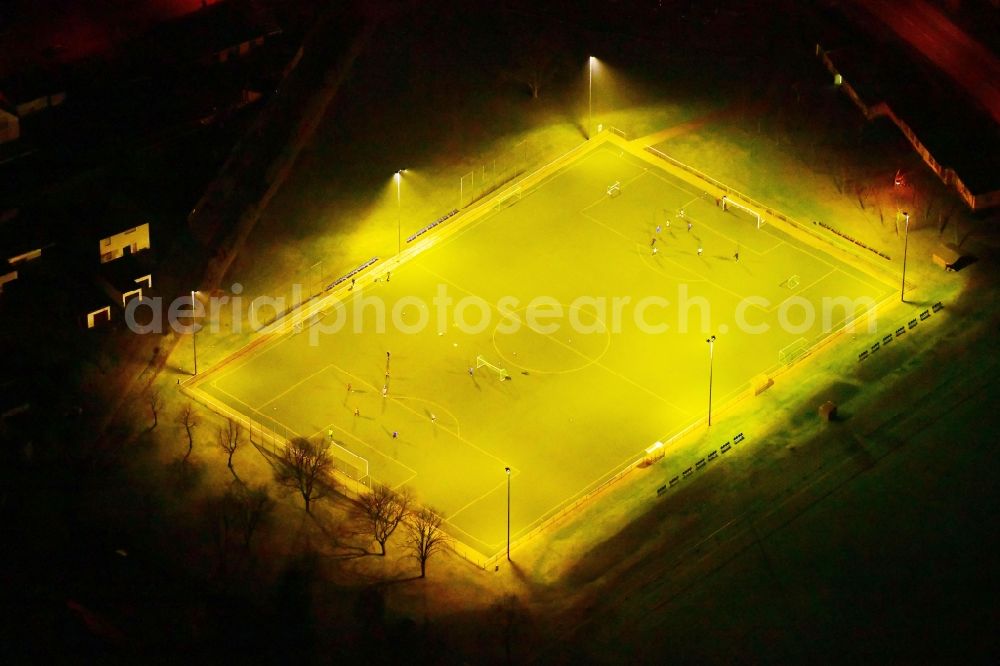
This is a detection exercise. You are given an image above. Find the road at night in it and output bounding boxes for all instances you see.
[853,0,1000,124]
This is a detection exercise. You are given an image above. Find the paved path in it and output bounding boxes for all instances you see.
[630,106,735,146]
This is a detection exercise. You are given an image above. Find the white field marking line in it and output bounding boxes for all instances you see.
[578,166,656,213]
[638,244,712,284]
[759,220,897,291]
[391,395,462,438]
[490,310,610,377]
[488,293,613,376]
[420,145,609,259]
[447,475,516,523]
[503,449,651,543]
[419,263,689,416]
[644,166,783,247]
[680,195,701,210]
[578,208,641,245]
[208,383,298,442]
[442,514,508,553]
[206,143,610,386]
[257,362,339,411]
[647,230,773,308]
[208,327,306,391]
[641,215,822,311]
[307,421,419,479]
[761,238,787,256]
[640,155,896,292]
[637,240,714,284]
[633,159,708,200]
[761,221,894,293]
[578,203,708,283]
[208,367,416,482]
[765,268,837,314]
[336,358,513,470]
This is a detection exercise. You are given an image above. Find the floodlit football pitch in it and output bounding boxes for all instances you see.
[195,139,895,559]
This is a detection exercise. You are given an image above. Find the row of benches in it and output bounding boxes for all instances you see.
[325,256,379,292]
[407,208,459,244]
[656,432,745,497]
[858,302,943,361]
[813,220,892,261]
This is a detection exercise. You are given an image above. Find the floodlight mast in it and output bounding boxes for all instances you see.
[395,170,405,256]
[505,466,511,561]
[901,212,910,302]
[588,56,595,140]
[191,290,199,376]
[706,335,716,426]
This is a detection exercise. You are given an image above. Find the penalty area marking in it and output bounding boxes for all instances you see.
[491,302,612,376]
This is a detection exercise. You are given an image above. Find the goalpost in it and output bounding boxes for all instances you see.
[607,181,622,197]
[778,337,809,365]
[325,431,370,484]
[494,185,522,209]
[721,195,764,229]
[476,355,511,380]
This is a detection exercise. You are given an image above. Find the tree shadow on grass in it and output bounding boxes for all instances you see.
[307,505,373,561]
[167,456,206,495]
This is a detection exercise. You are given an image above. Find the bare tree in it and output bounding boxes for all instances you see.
[502,28,568,100]
[217,417,244,470]
[494,593,529,666]
[276,437,333,513]
[207,483,273,577]
[148,389,163,429]
[404,507,449,578]
[228,483,274,550]
[177,402,199,462]
[355,484,411,556]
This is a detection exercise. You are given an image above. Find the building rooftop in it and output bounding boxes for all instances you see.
[818,5,1000,196]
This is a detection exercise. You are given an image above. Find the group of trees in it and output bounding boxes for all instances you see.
[354,483,448,578]
[275,437,449,577]
[150,395,450,577]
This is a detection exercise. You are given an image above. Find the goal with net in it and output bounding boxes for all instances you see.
[607,181,622,197]
[494,185,522,210]
[326,432,370,484]
[476,355,511,380]
[778,337,809,365]
[721,195,764,229]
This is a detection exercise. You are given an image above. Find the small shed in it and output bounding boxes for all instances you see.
[931,243,961,271]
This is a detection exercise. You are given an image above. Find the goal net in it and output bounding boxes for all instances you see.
[476,354,511,380]
[326,433,370,483]
[778,337,809,365]
[494,185,522,210]
[721,196,764,229]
